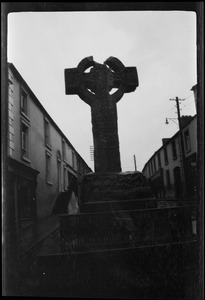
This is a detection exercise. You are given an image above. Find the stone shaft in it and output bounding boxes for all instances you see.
[65,56,138,172]
[91,91,121,172]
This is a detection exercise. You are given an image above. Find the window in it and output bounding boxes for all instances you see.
[67,171,70,187]
[171,140,177,160]
[149,161,151,174]
[153,157,156,172]
[82,165,85,176]
[79,161,83,175]
[21,89,28,116]
[46,151,52,184]
[157,153,161,168]
[21,122,29,160]
[148,163,151,177]
[63,166,67,190]
[44,118,51,148]
[164,147,169,165]
[57,159,61,193]
[166,170,171,189]
[72,150,75,168]
[56,151,62,191]
[62,139,66,161]
[184,129,191,152]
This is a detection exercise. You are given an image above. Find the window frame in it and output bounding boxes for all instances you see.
[166,169,171,190]
[72,150,75,169]
[184,129,191,152]
[46,150,53,185]
[63,165,67,190]
[153,157,156,172]
[171,140,177,160]
[44,117,52,150]
[164,147,169,165]
[150,160,153,174]
[20,88,30,120]
[62,139,66,162]
[21,119,30,162]
[157,152,161,168]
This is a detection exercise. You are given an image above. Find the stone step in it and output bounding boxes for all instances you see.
[59,205,194,252]
[80,197,157,213]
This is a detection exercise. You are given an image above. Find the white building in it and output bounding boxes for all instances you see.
[142,115,197,199]
[6,63,92,258]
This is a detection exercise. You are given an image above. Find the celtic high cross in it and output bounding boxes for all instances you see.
[65,56,138,172]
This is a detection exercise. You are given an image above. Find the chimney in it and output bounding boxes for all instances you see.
[162,138,170,145]
[180,115,193,127]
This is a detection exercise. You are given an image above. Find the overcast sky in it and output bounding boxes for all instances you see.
[8,11,197,172]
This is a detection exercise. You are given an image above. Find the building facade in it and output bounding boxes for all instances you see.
[6,63,92,257]
[142,115,197,200]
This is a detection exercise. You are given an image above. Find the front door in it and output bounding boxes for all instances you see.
[17,179,32,228]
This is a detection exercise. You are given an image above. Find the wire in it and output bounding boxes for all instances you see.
[119,105,179,133]
[184,94,194,100]
[182,100,195,108]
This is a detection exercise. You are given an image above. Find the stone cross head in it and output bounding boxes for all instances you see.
[65,57,138,173]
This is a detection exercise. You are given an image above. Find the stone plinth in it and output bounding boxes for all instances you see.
[81,171,152,203]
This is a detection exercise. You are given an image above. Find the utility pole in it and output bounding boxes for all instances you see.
[169,96,187,198]
[133,154,137,171]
